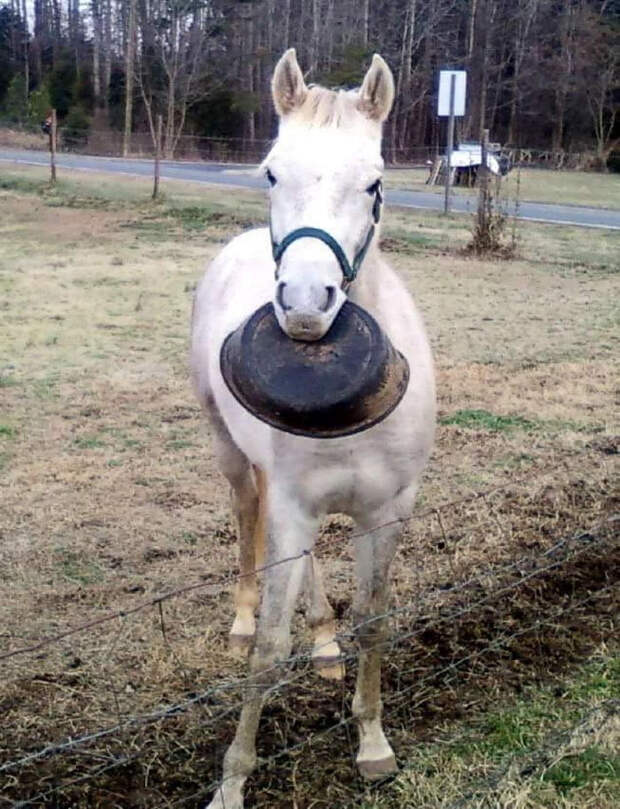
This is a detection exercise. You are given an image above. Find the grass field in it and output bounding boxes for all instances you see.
[384,166,620,209]
[0,164,618,808]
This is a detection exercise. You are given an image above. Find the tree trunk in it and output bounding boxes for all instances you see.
[361,0,369,47]
[247,13,256,142]
[123,0,137,157]
[92,0,101,106]
[51,0,61,66]
[468,0,478,58]
[310,0,320,75]
[21,0,29,102]
[507,28,521,145]
[552,1,574,152]
[325,0,334,71]
[102,0,112,110]
[283,0,290,48]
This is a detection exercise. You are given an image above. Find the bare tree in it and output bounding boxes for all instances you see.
[574,4,619,166]
[506,0,539,144]
[136,0,210,157]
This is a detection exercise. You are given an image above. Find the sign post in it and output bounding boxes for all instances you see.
[443,75,456,215]
[438,70,467,214]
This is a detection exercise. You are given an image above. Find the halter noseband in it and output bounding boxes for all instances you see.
[271,182,382,288]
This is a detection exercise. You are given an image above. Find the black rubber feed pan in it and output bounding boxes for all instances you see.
[220,301,410,438]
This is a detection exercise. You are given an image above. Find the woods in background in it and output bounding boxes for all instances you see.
[0,0,618,166]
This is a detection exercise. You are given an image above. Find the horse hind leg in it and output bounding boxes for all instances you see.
[305,553,344,680]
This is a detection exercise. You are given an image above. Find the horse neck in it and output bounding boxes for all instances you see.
[347,243,385,310]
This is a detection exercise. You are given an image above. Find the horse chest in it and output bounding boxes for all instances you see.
[276,437,413,516]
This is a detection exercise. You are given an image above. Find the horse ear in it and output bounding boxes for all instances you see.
[357,54,395,122]
[272,48,308,116]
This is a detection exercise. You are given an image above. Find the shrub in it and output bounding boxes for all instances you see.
[2,74,28,123]
[62,106,91,150]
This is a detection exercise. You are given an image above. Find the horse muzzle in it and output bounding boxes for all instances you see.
[274,280,345,341]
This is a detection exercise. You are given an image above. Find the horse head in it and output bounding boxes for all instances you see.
[264,49,394,341]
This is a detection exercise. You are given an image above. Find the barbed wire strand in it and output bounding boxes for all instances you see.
[444,698,620,809]
[2,516,614,786]
[155,585,616,809]
[6,577,615,808]
[2,517,610,766]
[15,584,605,809]
[0,449,603,663]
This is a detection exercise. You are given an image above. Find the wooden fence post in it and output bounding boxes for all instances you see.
[49,109,57,185]
[153,114,162,200]
[477,128,490,240]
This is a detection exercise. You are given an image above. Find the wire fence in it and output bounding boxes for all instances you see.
[0,122,600,171]
[444,697,620,809]
[1,444,617,807]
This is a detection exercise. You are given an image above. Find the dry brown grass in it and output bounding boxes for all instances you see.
[0,127,48,151]
[385,166,620,209]
[0,166,618,808]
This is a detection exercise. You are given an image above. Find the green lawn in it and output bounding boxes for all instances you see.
[363,651,620,809]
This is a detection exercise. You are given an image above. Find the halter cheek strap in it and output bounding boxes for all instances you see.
[271,183,382,288]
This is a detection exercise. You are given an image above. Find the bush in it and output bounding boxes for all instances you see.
[27,84,52,128]
[606,151,620,174]
[62,106,91,150]
[2,74,28,124]
[49,56,76,118]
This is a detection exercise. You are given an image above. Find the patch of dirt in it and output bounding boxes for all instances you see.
[0,192,128,243]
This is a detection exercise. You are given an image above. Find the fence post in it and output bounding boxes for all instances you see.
[153,113,162,200]
[49,109,57,185]
[477,128,490,241]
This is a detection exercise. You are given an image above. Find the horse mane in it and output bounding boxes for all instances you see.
[292,85,362,129]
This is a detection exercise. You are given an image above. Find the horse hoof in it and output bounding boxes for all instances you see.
[312,655,345,680]
[357,754,398,781]
[228,633,254,658]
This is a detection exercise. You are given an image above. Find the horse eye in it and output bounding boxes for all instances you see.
[265,169,277,187]
[366,179,382,196]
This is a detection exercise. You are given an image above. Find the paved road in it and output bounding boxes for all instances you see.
[2,148,619,230]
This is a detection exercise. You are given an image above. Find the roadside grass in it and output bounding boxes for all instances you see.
[1,163,618,275]
[385,165,620,209]
[362,649,620,809]
[0,164,617,807]
[0,127,47,150]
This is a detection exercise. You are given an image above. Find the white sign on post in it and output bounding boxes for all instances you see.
[438,70,467,117]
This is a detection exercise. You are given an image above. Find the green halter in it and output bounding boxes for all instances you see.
[271,182,382,286]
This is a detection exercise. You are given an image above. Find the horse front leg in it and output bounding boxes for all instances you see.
[229,465,266,657]
[206,493,317,809]
[351,516,402,780]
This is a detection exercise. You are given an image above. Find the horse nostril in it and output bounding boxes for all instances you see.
[321,286,337,313]
[276,282,291,311]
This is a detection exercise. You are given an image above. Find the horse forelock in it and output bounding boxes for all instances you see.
[288,86,376,132]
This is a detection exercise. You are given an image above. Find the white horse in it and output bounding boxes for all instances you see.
[191,49,435,809]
